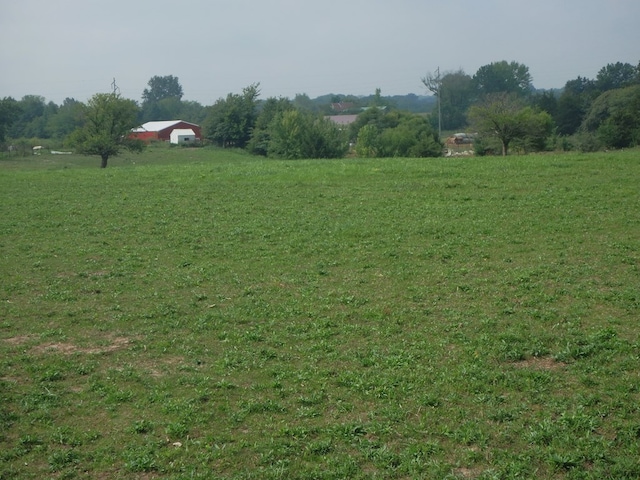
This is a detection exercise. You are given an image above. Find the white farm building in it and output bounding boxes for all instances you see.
[169,129,197,145]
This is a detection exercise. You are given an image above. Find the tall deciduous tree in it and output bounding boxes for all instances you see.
[69,93,143,168]
[46,98,84,139]
[142,75,184,104]
[595,62,638,92]
[555,76,597,135]
[473,61,533,98]
[468,92,551,156]
[204,83,260,148]
[439,70,475,130]
[531,90,558,118]
[9,95,47,138]
[583,85,640,148]
[179,100,208,125]
[0,97,21,143]
[141,75,184,122]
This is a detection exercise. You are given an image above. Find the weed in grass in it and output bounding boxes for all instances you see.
[48,448,80,472]
[527,418,557,446]
[123,443,159,473]
[165,421,190,439]
[131,419,155,434]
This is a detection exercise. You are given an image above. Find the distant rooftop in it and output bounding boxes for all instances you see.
[326,114,358,126]
[132,120,198,133]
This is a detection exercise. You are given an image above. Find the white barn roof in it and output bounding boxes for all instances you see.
[132,120,197,133]
[171,129,195,137]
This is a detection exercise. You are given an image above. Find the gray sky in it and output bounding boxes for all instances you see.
[1,0,638,105]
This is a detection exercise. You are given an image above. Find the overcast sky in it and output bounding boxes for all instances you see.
[1,0,638,105]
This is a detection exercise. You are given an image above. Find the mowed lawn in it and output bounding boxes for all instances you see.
[1,147,639,479]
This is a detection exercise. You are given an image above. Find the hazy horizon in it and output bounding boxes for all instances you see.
[2,0,638,105]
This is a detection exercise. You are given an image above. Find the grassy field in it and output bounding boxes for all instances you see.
[1,146,639,479]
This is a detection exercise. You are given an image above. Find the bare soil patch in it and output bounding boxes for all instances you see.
[3,334,38,345]
[31,336,132,355]
[454,466,485,478]
[513,356,565,370]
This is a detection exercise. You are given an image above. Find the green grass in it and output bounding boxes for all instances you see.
[1,145,640,478]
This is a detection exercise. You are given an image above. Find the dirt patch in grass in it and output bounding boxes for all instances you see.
[454,466,485,478]
[3,334,38,345]
[138,355,186,378]
[513,356,565,370]
[31,336,132,355]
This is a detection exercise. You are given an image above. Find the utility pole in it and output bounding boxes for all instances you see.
[436,67,441,139]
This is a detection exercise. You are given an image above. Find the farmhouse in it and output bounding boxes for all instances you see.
[130,120,201,143]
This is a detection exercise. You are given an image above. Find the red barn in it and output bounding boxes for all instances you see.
[130,120,201,142]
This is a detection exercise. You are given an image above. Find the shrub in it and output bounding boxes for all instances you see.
[354,111,441,158]
[267,110,347,159]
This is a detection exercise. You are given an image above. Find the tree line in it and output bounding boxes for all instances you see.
[1,59,639,167]
[0,76,431,149]
[424,60,640,153]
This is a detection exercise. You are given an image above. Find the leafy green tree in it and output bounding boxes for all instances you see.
[141,75,184,122]
[555,76,597,135]
[9,95,47,138]
[267,109,347,159]
[555,92,584,136]
[247,97,294,156]
[582,85,640,148]
[142,75,183,104]
[0,97,21,144]
[582,84,640,132]
[349,106,399,143]
[513,109,554,153]
[378,116,441,157]
[355,124,379,157]
[204,83,260,148]
[468,92,552,156]
[307,115,349,159]
[267,110,308,159]
[595,62,638,92]
[370,88,386,108]
[531,90,558,118]
[473,61,533,98]
[142,97,207,124]
[439,70,475,130]
[554,63,639,138]
[389,93,434,113]
[46,98,84,139]
[292,93,319,113]
[354,110,441,158]
[69,93,143,168]
[178,100,208,125]
[145,97,182,122]
[597,109,640,148]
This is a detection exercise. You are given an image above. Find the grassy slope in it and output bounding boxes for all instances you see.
[1,147,639,478]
